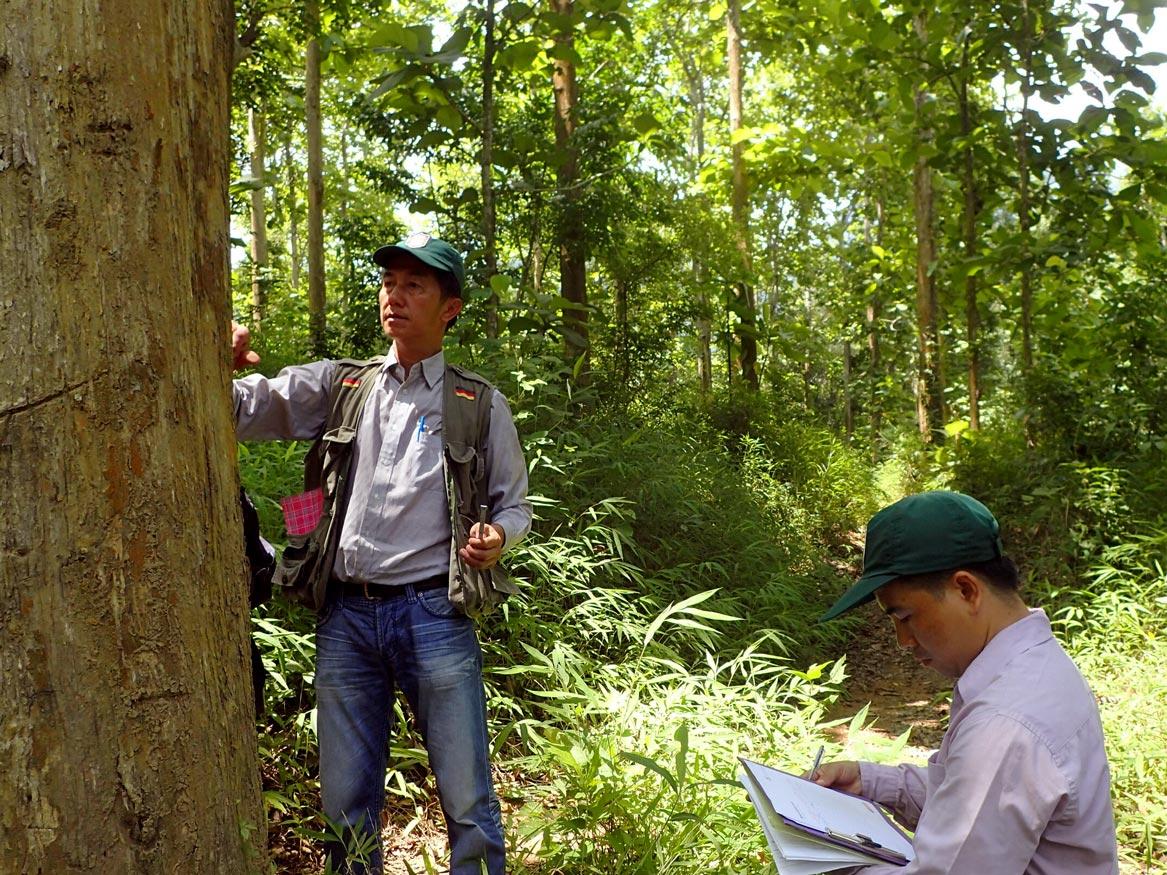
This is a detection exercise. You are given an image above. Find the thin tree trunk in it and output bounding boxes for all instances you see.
[551,0,588,378]
[482,0,500,338]
[285,137,301,293]
[339,126,352,308]
[616,279,630,385]
[0,0,263,868]
[959,44,982,430]
[867,193,885,446]
[1018,0,1035,371]
[682,55,713,394]
[843,341,854,438]
[912,14,943,442]
[248,106,269,328]
[305,0,327,356]
[727,0,759,389]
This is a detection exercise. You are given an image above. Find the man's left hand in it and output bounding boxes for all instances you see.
[459,523,505,569]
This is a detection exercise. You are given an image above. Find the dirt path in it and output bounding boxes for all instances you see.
[824,603,952,755]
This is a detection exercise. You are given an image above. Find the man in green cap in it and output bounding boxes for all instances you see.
[814,491,1117,874]
[230,233,531,874]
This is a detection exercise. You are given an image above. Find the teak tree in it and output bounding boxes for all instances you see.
[0,0,264,869]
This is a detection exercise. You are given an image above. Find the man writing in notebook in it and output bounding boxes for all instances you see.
[815,491,1118,874]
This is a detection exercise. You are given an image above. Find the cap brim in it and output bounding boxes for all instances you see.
[373,245,461,293]
[818,570,899,622]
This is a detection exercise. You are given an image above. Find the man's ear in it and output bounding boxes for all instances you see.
[951,570,983,612]
[442,296,463,326]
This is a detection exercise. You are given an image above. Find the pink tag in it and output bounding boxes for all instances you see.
[280,488,324,536]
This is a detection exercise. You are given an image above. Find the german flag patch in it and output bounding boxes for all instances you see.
[341,377,362,388]
[454,387,476,401]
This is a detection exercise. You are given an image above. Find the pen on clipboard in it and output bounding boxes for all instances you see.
[808,745,825,782]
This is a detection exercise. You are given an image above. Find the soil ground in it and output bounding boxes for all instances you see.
[824,602,952,755]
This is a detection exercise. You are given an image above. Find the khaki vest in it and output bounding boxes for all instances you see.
[272,357,517,618]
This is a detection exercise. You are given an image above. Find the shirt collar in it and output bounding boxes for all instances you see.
[955,608,1054,704]
[382,347,445,388]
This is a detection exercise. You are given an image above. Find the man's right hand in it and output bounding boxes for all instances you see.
[232,321,261,371]
[810,760,863,795]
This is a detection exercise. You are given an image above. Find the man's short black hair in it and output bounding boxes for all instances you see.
[437,269,461,330]
[897,556,1021,598]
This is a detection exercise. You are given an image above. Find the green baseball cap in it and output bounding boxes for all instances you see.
[373,232,465,296]
[820,491,1004,621]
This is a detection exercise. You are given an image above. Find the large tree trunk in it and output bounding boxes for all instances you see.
[912,15,943,442]
[248,106,269,328]
[305,0,327,356]
[551,0,588,378]
[0,1,264,870]
[959,45,982,430]
[482,0,500,339]
[727,0,759,390]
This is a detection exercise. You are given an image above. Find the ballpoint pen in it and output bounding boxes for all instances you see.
[809,745,825,782]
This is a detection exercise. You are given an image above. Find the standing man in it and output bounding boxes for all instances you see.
[232,233,531,875]
[815,491,1118,874]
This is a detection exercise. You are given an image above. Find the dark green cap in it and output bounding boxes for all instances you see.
[820,491,1003,621]
[373,232,465,296]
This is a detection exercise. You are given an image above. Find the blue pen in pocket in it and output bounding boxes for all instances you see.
[417,415,427,439]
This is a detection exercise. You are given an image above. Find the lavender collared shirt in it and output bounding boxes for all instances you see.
[855,609,1118,875]
[233,348,532,586]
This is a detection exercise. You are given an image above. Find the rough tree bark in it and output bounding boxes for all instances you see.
[727,0,759,390]
[551,0,588,378]
[0,1,264,871]
[248,106,269,329]
[305,0,327,356]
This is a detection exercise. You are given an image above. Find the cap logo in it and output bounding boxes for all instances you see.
[405,232,431,249]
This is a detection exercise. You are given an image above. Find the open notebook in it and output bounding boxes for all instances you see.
[739,757,915,874]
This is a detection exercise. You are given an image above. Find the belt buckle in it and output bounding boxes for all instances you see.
[362,580,372,599]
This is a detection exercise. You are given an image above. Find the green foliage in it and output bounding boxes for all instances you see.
[225,0,1167,868]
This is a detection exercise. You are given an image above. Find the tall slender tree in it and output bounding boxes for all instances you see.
[551,0,588,376]
[305,0,327,355]
[912,13,943,441]
[248,106,270,328]
[727,0,758,389]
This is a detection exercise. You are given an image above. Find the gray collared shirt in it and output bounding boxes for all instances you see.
[233,349,531,586]
[854,609,1118,874]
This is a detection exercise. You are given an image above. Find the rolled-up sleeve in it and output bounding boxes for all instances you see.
[233,360,335,441]
[856,714,1067,874]
[484,391,532,552]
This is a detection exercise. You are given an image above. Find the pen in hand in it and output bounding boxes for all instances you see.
[809,745,825,782]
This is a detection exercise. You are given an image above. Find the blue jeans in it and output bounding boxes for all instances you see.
[315,583,505,875]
